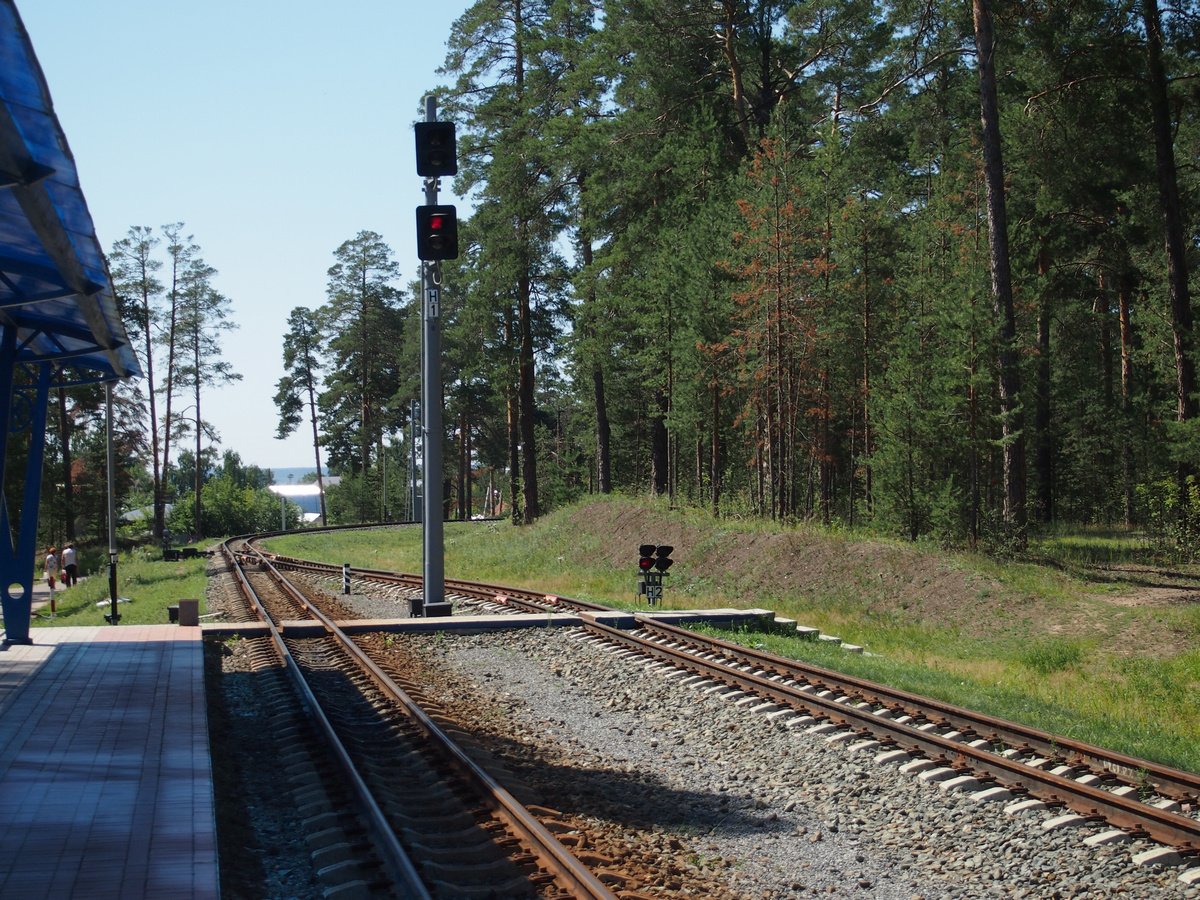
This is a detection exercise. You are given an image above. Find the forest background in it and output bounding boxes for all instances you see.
[27,0,1200,559]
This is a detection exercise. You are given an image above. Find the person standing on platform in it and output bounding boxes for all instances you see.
[61,544,77,586]
[44,547,59,591]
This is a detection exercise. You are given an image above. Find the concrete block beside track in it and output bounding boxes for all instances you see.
[636,608,776,629]
[202,622,272,638]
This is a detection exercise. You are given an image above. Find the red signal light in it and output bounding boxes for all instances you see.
[637,543,673,572]
[416,205,459,260]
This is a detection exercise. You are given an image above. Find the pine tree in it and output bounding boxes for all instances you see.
[274,307,328,526]
[318,231,406,521]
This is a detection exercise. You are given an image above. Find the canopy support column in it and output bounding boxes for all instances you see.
[0,327,52,645]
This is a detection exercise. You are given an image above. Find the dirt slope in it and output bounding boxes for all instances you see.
[554,499,1199,653]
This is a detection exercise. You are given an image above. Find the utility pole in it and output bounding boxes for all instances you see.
[106,380,119,625]
[410,398,421,523]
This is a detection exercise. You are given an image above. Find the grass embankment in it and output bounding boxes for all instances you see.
[31,547,210,627]
[268,498,1200,774]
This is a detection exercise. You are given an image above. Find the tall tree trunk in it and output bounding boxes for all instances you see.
[718,0,752,146]
[57,382,75,542]
[358,269,371,523]
[861,228,873,520]
[711,383,722,517]
[973,0,1027,538]
[1141,0,1196,503]
[136,271,163,544]
[594,365,612,494]
[1118,274,1136,526]
[505,313,521,525]
[160,241,182,540]
[466,416,473,520]
[1034,299,1052,523]
[457,409,467,521]
[754,402,765,514]
[578,217,612,494]
[307,372,327,526]
[1033,248,1052,523]
[820,373,832,526]
[969,333,980,549]
[517,271,539,523]
[770,203,783,520]
[651,389,669,495]
[193,341,202,538]
[1095,283,1113,409]
[508,385,520,524]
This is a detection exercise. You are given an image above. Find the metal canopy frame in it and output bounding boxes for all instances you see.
[0,0,141,644]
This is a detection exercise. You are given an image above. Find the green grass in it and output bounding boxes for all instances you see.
[32,546,210,627]
[1031,526,1160,566]
[692,623,1199,769]
[267,507,1200,774]
[274,520,649,607]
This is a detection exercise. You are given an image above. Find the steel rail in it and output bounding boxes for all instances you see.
[219,542,432,899]
[243,545,618,900]
[244,542,1200,849]
[580,617,1200,851]
[633,616,1200,801]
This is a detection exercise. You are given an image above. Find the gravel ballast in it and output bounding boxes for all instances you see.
[371,618,1197,899]
[221,574,1200,898]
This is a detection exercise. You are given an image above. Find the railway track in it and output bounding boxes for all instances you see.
[249,549,1200,866]
[217,539,617,899]
[598,617,1200,853]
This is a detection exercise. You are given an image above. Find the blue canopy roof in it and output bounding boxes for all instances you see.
[0,0,140,383]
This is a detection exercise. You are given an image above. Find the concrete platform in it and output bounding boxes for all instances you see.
[0,625,216,899]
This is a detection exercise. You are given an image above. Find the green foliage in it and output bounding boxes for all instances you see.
[317,230,410,492]
[266,498,1200,771]
[69,2,1199,559]
[32,548,209,627]
[219,1,1199,552]
[1018,638,1086,675]
[167,476,297,537]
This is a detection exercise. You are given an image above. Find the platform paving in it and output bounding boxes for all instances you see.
[0,623,216,899]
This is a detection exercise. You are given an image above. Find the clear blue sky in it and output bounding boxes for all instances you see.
[20,0,472,472]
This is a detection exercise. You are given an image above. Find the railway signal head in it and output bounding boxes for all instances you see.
[416,204,459,260]
[638,543,673,573]
[414,121,457,177]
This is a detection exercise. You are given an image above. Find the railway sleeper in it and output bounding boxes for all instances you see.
[399,823,501,846]
[427,875,539,899]
[302,810,363,834]
[311,838,374,870]
[306,825,368,852]
[356,755,439,778]
[420,858,536,887]
[316,859,378,890]
[387,805,482,831]
[404,838,515,865]
[373,783,464,808]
